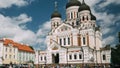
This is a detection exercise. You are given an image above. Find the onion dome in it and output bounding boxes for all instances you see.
[51,1,62,18]
[91,13,96,20]
[78,0,90,12]
[66,0,81,9]
[51,11,61,18]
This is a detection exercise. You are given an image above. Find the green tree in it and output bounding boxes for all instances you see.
[111,32,120,65]
[29,46,34,50]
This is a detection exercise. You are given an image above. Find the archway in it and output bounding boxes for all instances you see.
[52,53,59,64]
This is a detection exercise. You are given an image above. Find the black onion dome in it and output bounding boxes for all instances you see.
[91,13,96,20]
[78,0,90,12]
[51,11,61,18]
[66,0,81,9]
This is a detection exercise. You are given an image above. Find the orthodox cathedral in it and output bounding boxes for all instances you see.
[35,0,111,67]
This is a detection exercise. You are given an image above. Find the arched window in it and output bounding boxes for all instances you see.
[79,54,82,59]
[83,37,86,45]
[76,21,79,25]
[41,56,43,61]
[59,39,62,45]
[74,54,77,59]
[82,16,85,21]
[64,38,66,45]
[71,12,73,19]
[68,37,70,45]
[69,55,72,60]
[86,16,89,20]
[103,54,106,60]
[72,22,74,26]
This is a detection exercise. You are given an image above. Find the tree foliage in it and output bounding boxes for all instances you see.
[111,32,120,65]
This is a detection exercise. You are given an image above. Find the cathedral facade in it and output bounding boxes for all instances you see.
[35,0,111,67]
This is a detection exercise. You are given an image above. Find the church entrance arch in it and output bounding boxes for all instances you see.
[52,53,59,64]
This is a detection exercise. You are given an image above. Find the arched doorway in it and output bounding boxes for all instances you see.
[52,53,59,64]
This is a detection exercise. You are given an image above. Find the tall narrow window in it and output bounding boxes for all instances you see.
[69,55,72,60]
[72,22,74,26]
[76,21,79,25]
[79,54,82,59]
[59,39,62,45]
[71,12,73,19]
[64,38,66,45]
[83,16,85,21]
[41,56,43,61]
[83,37,86,45]
[74,54,77,59]
[68,37,70,45]
[103,55,106,60]
[44,56,46,60]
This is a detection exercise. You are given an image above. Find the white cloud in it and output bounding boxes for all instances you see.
[36,21,51,50]
[0,0,33,8]
[0,13,37,46]
[99,0,120,8]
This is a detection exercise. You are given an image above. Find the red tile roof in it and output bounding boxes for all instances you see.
[3,38,34,53]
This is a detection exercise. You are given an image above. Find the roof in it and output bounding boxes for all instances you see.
[51,11,61,18]
[3,38,34,53]
[66,0,81,9]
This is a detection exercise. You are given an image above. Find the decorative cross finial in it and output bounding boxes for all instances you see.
[55,1,58,11]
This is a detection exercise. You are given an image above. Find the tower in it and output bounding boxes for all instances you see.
[66,0,81,26]
[51,1,62,30]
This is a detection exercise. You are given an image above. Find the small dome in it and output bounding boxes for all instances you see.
[51,11,61,18]
[91,13,96,20]
[66,0,81,9]
[78,1,90,12]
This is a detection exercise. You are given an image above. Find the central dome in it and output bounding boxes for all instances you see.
[66,0,81,9]
[51,11,61,18]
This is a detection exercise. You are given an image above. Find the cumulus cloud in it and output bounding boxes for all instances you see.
[0,13,37,46]
[36,21,51,50]
[0,0,34,8]
[99,0,120,8]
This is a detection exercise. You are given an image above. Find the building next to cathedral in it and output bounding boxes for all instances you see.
[35,0,111,67]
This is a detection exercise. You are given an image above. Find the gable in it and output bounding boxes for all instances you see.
[55,23,73,33]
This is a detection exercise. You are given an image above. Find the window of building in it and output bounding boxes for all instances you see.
[71,12,73,19]
[83,37,86,45]
[9,55,11,59]
[64,38,66,45]
[74,54,77,59]
[41,56,43,61]
[68,37,70,45]
[59,39,62,45]
[69,55,72,60]
[76,21,79,25]
[5,54,7,58]
[79,54,82,59]
[6,47,7,52]
[10,48,12,52]
[72,22,74,26]
[44,56,46,60]
[14,55,15,59]
[103,54,106,60]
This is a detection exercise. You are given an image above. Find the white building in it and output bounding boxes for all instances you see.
[35,0,111,67]
[0,38,35,64]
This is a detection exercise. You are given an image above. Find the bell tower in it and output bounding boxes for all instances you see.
[51,1,62,30]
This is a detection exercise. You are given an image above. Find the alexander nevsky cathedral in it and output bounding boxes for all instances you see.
[35,0,111,67]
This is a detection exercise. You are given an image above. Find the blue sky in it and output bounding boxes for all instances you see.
[0,0,120,50]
